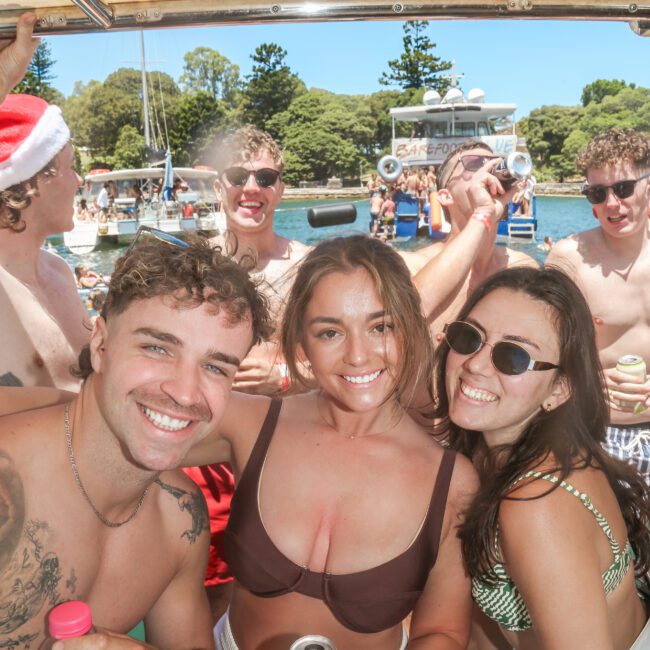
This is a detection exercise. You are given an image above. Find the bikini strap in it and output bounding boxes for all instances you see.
[238,398,283,488]
[427,447,457,556]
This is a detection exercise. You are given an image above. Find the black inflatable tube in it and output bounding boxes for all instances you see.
[307,203,357,228]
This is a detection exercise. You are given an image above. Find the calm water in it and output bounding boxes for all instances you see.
[51,195,594,275]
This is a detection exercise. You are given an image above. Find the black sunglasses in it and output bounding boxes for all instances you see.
[222,166,281,188]
[442,154,498,187]
[581,172,650,205]
[126,225,189,255]
[444,320,560,376]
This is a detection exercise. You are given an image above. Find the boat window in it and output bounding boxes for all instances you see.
[429,123,447,137]
[477,122,490,136]
[456,122,476,137]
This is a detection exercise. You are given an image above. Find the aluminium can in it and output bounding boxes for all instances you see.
[289,635,336,650]
[615,355,647,412]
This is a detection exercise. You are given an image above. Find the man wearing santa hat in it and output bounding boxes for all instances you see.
[0,83,90,389]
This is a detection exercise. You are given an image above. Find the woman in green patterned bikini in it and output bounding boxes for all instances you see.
[434,266,650,649]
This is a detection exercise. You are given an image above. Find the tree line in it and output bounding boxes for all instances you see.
[13,22,649,185]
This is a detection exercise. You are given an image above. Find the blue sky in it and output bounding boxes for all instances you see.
[45,18,649,118]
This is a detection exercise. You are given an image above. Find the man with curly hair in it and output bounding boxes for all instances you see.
[0,91,90,390]
[0,234,272,649]
[548,128,650,483]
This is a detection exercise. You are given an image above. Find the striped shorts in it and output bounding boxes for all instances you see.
[604,423,650,484]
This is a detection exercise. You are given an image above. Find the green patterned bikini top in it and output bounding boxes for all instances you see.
[472,471,634,633]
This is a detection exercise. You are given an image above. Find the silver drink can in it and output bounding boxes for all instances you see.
[289,635,336,650]
[491,152,533,187]
[615,355,647,413]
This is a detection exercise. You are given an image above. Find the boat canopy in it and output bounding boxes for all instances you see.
[390,103,517,122]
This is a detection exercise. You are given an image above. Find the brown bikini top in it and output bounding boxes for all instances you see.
[224,398,457,634]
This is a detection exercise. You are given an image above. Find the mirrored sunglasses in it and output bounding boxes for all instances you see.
[443,320,560,376]
[222,166,281,188]
[458,154,499,172]
[581,172,650,205]
[126,225,189,255]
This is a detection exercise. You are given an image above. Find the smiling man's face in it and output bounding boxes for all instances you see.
[217,149,285,236]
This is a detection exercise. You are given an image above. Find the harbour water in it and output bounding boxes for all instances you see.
[52,195,595,275]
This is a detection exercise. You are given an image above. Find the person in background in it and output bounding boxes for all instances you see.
[547,128,650,484]
[369,184,384,234]
[537,235,553,253]
[95,181,110,221]
[408,141,537,335]
[74,264,104,289]
[435,266,650,649]
[379,187,396,240]
[75,198,94,222]
[0,92,89,390]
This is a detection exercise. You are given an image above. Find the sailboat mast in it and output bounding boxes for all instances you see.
[140,31,151,150]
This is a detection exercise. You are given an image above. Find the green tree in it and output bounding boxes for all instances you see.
[168,91,227,166]
[581,79,633,107]
[110,124,146,169]
[13,41,61,103]
[63,68,180,161]
[241,43,305,134]
[519,105,583,180]
[268,89,371,185]
[379,21,452,92]
[179,47,240,108]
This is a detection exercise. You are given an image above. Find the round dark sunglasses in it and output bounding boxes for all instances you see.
[443,320,560,376]
[222,166,281,188]
[581,172,650,205]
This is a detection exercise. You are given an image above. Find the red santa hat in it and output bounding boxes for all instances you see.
[0,94,70,191]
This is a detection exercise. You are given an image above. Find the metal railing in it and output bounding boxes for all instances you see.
[0,0,649,36]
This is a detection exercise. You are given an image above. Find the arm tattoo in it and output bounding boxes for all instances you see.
[0,453,73,644]
[0,452,24,570]
[154,478,209,544]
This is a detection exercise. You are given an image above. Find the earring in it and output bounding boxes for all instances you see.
[543,402,553,412]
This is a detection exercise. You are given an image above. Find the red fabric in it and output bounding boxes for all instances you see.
[0,94,48,163]
[182,463,235,586]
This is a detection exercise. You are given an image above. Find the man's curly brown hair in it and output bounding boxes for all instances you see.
[577,128,650,174]
[73,234,273,379]
[0,158,59,232]
[215,125,284,173]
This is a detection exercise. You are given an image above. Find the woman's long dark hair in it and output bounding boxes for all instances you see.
[433,266,650,582]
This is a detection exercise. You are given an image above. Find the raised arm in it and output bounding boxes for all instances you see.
[409,161,516,321]
[0,13,40,103]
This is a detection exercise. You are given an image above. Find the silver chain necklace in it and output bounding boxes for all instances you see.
[64,404,152,528]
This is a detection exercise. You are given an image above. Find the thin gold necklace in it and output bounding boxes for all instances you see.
[316,392,403,440]
[64,404,153,528]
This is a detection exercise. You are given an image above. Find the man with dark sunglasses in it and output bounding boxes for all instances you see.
[407,141,537,335]
[547,128,650,483]
[212,126,312,398]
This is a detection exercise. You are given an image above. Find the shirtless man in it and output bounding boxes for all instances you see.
[407,141,537,334]
[0,92,90,390]
[0,235,272,649]
[547,128,650,483]
[369,185,384,233]
[212,125,311,396]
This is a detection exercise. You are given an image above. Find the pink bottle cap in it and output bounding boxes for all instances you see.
[49,601,93,639]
